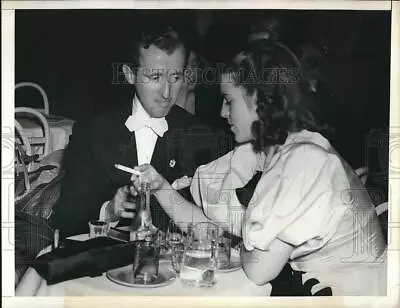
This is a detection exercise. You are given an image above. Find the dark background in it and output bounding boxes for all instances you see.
[15,9,391,202]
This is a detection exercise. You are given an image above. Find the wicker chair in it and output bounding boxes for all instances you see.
[15,107,51,168]
[15,82,50,115]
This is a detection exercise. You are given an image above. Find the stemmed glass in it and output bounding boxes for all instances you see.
[166,221,194,274]
[166,220,184,247]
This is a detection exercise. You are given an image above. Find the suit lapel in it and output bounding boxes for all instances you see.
[150,133,167,177]
[151,106,186,182]
[103,103,139,185]
[150,132,184,183]
[115,134,138,174]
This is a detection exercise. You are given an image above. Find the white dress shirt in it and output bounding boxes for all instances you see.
[99,96,168,221]
[125,95,166,165]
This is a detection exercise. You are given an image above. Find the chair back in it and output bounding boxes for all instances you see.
[15,107,51,168]
[15,82,49,115]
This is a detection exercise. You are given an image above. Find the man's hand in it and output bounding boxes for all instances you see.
[106,185,138,220]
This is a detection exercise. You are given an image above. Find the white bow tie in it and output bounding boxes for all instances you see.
[125,114,168,137]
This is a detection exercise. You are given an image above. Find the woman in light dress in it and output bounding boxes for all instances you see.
[132,39,387,296]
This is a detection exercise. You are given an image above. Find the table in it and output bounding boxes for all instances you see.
[17,114,74,154]
[16,234,272,296]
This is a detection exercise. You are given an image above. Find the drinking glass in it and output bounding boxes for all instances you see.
[132,230,161,283]
[216,236,231,269]
[179,222,218,287]
[157,230,168,255]
[166,220,184,248]
[170,242,185,273]
[88,220,110,238]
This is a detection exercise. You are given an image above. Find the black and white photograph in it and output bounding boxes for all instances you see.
[2,0,399,305]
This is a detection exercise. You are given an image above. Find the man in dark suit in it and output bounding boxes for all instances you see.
[52,18,232,237]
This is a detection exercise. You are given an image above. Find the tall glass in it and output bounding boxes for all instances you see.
[166,221,194,249]
[179,222,218,287]
[170,242,185,274]
[167,221,193,274]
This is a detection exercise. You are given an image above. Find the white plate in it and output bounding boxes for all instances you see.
[106,264,176,288]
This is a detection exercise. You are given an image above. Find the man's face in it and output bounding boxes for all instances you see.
[126,45,186,118]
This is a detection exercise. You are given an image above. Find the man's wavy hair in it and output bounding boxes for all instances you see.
[130,15,192,72]
[221,40,332,153]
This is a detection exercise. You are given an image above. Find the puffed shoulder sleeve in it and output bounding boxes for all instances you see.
[190,143,260,232]
[243,143,349,255]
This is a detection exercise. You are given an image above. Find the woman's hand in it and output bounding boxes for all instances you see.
[131,164,167,192]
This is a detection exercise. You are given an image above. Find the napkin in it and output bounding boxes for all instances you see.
[31,237,135,285]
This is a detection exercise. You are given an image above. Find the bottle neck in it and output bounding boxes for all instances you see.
[139,182,152,229]
[130,182,153,241]
[139,182,150,212]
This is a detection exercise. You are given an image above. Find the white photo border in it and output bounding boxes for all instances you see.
[2,1,399,307]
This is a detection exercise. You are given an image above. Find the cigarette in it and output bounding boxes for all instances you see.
[115,164,142,176]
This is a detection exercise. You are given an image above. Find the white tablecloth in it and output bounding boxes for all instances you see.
[16,234,271,297]
[17,114,74,153]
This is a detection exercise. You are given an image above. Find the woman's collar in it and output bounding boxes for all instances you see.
[281,129,331,150]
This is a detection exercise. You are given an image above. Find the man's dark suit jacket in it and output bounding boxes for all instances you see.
[52,102,232,237]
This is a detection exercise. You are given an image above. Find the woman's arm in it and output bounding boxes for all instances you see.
[241,238,294,285]
[132,164,246,235]
[132,164,211,233]
[153,180,211,232]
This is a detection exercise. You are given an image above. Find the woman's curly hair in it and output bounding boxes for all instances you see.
[221,40,332,153]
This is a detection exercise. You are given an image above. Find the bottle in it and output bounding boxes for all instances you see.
[130,181,154,241]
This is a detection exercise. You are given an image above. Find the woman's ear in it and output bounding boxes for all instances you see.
[122,64,135,84]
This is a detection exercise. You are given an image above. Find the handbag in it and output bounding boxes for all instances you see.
[31,237,135,285]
